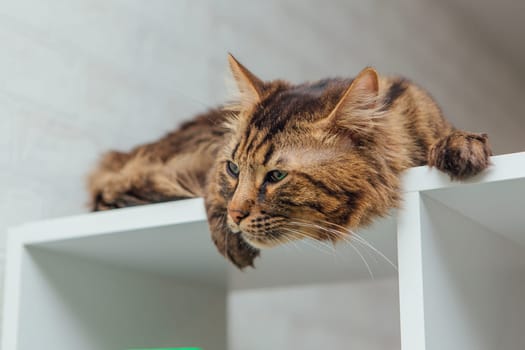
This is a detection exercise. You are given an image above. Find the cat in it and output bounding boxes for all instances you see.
[88,54,492,268]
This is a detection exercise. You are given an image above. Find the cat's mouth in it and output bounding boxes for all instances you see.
[227,214,291,249]
[240,232,280,249]
[236,218,337,249]
[228,225,242,234]
[227,222,265,247]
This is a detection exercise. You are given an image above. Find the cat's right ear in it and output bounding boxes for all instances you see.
[227,53,264,111]
[316,67,383,141]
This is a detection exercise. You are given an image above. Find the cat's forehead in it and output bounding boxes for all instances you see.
[229,79,352,164]
[276,146,341,168]
[249,91,321,129]
[249,78,350,127]
[232,127,340,169]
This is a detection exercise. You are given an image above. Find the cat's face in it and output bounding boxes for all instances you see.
[221,121,361,249]
[215,55,395,250]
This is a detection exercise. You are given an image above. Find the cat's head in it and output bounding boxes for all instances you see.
[216,54,399,253]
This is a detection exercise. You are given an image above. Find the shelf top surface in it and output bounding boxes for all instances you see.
[401,151,525,192]
[7,151,524,289]
[12,151,524,241]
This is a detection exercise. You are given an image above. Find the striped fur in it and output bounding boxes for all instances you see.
[88,55,492,268]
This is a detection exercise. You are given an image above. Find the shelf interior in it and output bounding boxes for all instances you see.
[17,248,227,350]
[230,216,398,290]
[29,210,398,290]
[31,220,229,288]
[425,177,525,247]
[419,194,525,350]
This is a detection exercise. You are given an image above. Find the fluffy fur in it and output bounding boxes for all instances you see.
[88,54,492,268]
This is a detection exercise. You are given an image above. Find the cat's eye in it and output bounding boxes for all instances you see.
[226,161,240,177]
[267,170,288,183]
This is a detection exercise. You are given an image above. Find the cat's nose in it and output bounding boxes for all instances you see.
[228,207,250,225]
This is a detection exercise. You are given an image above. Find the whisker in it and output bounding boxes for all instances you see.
[281,233,303,253]
[289,221,374,279]
[351,233,398,271]
[347,240,374,279]
[289,221,353,247]
[281,226,332,249]
[352,237,380,264]
[282,226,354,266]
[292,218,397,271]
[280,227,337,257]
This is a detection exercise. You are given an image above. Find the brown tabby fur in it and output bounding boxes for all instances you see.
[88,54,492,268]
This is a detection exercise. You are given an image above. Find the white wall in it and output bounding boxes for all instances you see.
[205,0,525,154]
[1,0,524,347]
[0,0,212,338]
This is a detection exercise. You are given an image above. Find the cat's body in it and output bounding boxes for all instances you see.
[89,55,491,268]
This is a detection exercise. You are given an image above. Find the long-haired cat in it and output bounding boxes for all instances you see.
[88,54,492,268]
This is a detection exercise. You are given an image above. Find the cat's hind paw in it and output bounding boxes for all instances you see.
[89,175,150,211]
[428,131,492,180]
[88,151,160,211]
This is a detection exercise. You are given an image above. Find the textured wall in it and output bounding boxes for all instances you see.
[1,0,524,346]
[206,0,525,154]
[0,0,215,338]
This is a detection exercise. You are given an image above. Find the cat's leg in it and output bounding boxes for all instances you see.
[88,151,196,211]
[210,220,260,269]
[428,130,492,180]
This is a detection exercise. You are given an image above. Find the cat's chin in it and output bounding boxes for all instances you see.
[241,234,279,249]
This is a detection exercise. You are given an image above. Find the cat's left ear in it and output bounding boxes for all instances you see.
[227,53,265,111]
[321,67,382,138]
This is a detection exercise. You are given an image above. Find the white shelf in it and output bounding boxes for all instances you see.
[3,152,525,350]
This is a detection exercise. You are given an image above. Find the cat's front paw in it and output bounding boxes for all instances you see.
[428,131,492,180]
